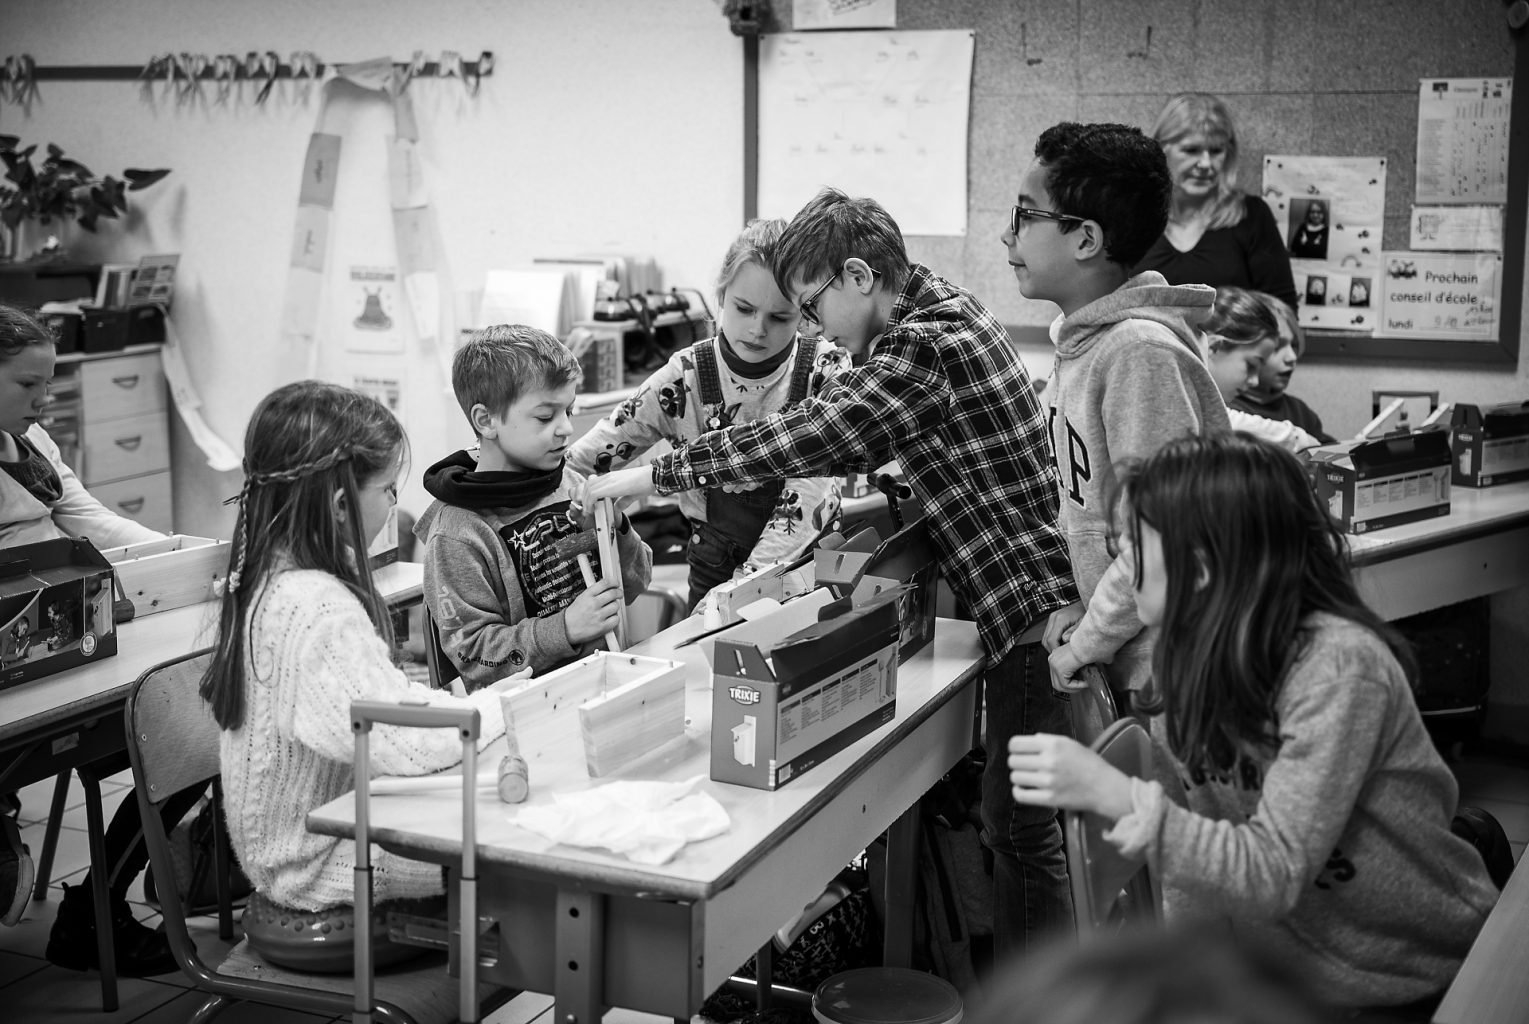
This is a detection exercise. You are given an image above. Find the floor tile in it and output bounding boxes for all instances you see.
[0,963,183,1022]
[0,890,58,957]
[157,992,336,1022]
[0,949,48,988]
[1453,759,1529,808]
[19,819,92,890]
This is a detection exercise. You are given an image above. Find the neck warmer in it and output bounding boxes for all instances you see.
[719,329,795,380]
[422,450,563,511]
[2,431,63,504]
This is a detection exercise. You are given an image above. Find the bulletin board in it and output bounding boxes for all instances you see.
[746,0,1523,365]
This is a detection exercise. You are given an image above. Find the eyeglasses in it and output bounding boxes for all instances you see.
[798,270,842,327]
[1011,205,1086,235]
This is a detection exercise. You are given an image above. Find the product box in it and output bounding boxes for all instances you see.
[98,535,230,616]
[0,538,118,693]
[710,592,900,791]
[1450,401,1529,487]
[814,518,939,661]
[1305,428,1452,535]
[78,306,133,353]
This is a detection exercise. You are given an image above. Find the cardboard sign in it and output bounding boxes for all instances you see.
[1378,251,1501,340]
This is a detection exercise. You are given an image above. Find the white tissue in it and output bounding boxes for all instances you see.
[512,774,730,864]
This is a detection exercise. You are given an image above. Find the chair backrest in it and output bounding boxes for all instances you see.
[1067,664,1119,748]
[422,608,465,696]
[1065,717,1162,934]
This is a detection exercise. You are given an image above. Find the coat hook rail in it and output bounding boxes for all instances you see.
[2,51,494,84]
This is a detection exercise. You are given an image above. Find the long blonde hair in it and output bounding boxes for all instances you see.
[1151,93,1248,230]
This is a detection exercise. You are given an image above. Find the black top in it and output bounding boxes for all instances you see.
[1134,196,1299,310]
[1230,391,1335,445]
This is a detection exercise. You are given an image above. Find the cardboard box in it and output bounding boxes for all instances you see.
[814,519,939,661]
[1450,401,1529,487]
[0,538,118,693]
[98,535,230,616]
[1305,429,1451,535]
[709,592,900,791]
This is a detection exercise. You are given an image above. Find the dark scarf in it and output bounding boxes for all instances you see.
[422,449,563,511]
[718,330,795,380]
[2,431,63,504]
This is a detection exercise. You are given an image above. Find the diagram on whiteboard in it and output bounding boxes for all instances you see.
[758,30,974,236]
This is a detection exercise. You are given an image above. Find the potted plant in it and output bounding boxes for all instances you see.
[0,135,170,262]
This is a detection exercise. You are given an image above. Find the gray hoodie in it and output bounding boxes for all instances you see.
[1042,272,1230,692]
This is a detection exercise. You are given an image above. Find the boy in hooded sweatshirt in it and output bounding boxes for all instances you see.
[1001,122,1230,699]
[416,325,652,691]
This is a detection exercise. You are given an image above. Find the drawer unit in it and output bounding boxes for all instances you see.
[51,346,175,533]
[90,472,174,534]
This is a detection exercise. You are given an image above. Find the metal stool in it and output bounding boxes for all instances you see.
[812,967,963,1024]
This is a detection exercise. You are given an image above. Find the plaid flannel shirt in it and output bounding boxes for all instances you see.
[650,263,1077,665]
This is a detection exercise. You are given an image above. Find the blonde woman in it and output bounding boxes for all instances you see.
[1133,93,1298,310]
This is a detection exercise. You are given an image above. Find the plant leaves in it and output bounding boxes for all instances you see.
[124,168,171,190]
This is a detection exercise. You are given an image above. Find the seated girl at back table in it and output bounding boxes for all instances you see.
[568,218,852,610]
[1007,433,1497,1016]
[0,302,182,977]
[199,381,527,921]
[1202,288,1320,452]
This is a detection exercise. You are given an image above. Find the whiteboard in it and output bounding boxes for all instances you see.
[757,30,975,236]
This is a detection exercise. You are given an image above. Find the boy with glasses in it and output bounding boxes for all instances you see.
[583,185,1080,958]
[1001,122,1228,703]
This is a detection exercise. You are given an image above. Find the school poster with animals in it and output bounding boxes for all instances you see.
[1263,156,1386,333]
[1377,251,1501,341]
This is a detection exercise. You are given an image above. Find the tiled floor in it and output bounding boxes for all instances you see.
[3,747,1525,1023]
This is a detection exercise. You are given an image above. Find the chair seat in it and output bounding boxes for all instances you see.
[217,938,512,1024]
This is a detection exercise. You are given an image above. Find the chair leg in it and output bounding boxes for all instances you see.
[187,993,233,1024]
[80,772,118,1013]
[31,771,70,901]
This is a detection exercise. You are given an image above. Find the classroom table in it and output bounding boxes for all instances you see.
[1433,851,1529,1024]
[1349,479,1529,622]
[0,560,423,1012]
[307,616,987,1023]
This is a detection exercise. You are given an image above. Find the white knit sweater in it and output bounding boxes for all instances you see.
[220,567,506,911]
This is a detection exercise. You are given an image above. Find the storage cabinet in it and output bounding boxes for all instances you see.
[43,346,173,534]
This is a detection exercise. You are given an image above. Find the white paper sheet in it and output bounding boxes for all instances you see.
[1415,78,1512,204]
[480,267,577,337]
[793,0,897,30]
[1377,251,1501,340]
[1263,155,1387,333]
[159,317,241,472]
[758,30,974,236]
[1409,204,1504,252]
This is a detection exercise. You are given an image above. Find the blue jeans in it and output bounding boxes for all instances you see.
[979,640,1073,960]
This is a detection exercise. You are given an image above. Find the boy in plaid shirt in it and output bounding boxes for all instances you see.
[582,187,1079,956]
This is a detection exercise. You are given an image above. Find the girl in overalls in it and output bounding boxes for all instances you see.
[568,219,852,609]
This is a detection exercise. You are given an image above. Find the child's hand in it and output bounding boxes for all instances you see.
[1042,602,1084,651]
[1008,732,1133,820]
[578,465,657,513]
[563,578,621,645]
[487,666,535,693]
[1047,641,1088,692]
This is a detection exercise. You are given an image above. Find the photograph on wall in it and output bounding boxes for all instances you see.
[353,375,403,415]
[1376,250,1501,341]
[346,265,403,353]
[1263,155,1387,333]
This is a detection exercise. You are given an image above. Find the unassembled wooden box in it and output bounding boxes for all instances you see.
[500,652,686,778]
[99,535,230,615]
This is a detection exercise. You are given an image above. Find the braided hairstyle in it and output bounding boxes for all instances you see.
[199,381,406,730]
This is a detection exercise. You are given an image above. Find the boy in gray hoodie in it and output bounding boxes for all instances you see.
[1001,122,1230,698]
[416,325,652,691]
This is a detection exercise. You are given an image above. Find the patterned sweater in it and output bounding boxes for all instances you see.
[568,335,851,570]
[219,567,507,911]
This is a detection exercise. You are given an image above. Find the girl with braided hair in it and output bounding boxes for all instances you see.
[199,381,528,926]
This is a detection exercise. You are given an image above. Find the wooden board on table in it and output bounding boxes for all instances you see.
[99,535,230,615]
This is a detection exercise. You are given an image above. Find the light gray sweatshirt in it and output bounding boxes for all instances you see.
[1042,272,1230,692]
[1109,613,1498,1008]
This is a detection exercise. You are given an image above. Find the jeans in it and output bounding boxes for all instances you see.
[979,640,1073,961]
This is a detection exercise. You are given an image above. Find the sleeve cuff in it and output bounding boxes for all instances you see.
[1103,776,1165,859]
[650,452,691,496]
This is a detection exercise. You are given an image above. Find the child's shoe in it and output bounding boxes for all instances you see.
[44,882,177,977]
[0,815,34,926]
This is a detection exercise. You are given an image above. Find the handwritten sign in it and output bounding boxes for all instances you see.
[1378,251,1501,341]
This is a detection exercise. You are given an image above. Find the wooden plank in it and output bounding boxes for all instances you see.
[580,663,685,777]
[100,535,230,615]
[1434,855,1529,1024]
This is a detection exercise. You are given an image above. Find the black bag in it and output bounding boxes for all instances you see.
[144,797,253,915]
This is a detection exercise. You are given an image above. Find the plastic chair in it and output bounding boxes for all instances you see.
[420,608,466,696]
[124,650,512,1024]
[1066,664,1118,748]
[1065,717,1162,935]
